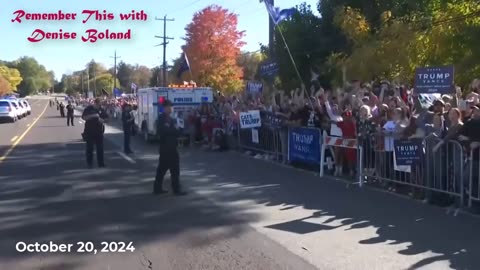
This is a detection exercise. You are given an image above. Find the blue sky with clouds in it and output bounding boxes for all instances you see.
[1,0,318,79]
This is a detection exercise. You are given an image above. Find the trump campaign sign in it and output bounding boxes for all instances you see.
[414,65,454,94]
[239,110,262,129]
[393,139,423,166]
[246,81,263,94]
[259,60,279,77]
[288,127,321,164]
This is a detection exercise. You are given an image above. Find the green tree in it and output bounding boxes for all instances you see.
[273,3,329,89]
[116,61,134,89]
[91,73,120,95]
[237,51,265,81]
[131,65,152,88]
[149,66,162,87]
[13,57,52,96]
[87,60,107,77]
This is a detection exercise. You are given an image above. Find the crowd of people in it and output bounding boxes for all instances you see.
[210,79,480,212]
[69,79,480,212]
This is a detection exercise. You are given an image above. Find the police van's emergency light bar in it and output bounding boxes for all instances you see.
[158,96,166,113]
[168,80,197,88]
[168,84,195,88]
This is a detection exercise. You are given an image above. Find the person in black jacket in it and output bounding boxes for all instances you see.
[82,98,108,168]
[122,103,134,154]
[66,101,75,126]
[153,99,187,196]
[59,102,65,117]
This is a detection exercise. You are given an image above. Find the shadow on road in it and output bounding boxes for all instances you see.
[0,140,259,269]
[176,150,480,270]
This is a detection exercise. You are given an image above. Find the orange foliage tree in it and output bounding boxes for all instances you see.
[182,5,245,94]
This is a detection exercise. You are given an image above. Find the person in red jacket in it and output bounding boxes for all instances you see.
[337,110,357,176]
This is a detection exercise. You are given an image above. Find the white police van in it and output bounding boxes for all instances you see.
[136,85,213,142]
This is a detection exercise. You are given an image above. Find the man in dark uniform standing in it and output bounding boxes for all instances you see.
[59,102,65,117]
[122,103,134,154]
[153,100,187,196]
[82,98,108,168]
[66,101,75,126]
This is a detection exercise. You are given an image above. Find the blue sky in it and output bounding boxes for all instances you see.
[1,0,318,80]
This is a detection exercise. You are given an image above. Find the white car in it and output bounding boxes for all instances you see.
[9,100,25,119]
[0,99,18,122]
[19,99,31,115]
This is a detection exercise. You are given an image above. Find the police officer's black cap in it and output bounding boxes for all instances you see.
[163,99,173,107]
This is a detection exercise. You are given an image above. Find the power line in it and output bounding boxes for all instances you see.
[168,0,204,15]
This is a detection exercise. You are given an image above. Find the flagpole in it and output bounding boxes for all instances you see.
[264,2,310,104]
[184,52,194,82]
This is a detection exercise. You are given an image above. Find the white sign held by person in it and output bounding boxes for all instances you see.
[240,110,262,129]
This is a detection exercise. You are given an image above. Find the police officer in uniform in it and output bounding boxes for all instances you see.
[66,101,75,126]
[82,98,108,168]
[121,103,134,154]
[153,100,187,196]
[59,102,65,117]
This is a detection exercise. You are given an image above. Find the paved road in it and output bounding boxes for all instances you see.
[1,98,480,270]
[0,99,316,270]
[0,99,47,161]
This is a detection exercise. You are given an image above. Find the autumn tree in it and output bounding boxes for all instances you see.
[182,5,245,94]
[329,0,480,87]
[0,66,22,91]
[0,75,11,96]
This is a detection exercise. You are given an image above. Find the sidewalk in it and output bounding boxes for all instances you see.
[101,118,480,270]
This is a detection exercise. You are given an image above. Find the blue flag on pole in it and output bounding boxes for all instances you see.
[264,1,297,25]
[177,52,191,79]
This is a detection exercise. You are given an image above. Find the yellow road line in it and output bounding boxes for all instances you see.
[0,101,49,163]
[10,136,18,142]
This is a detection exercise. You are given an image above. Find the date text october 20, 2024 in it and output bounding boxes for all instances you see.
[11,9,148,43]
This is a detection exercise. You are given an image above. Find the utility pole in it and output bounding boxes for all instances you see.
[86,69,90,97]
[81,73,84,97]
[93,69,97,96]
[110,50,121,91]
[155,15,174,87]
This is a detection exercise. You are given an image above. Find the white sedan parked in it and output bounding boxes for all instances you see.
[0,99,18,122]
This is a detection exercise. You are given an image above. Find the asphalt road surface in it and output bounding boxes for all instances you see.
[1,98,480,270]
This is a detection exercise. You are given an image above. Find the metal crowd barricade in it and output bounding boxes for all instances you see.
[360,132,465,205]
[320,133,364,187]
[237,124,281,159]
[468,149,480,207]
